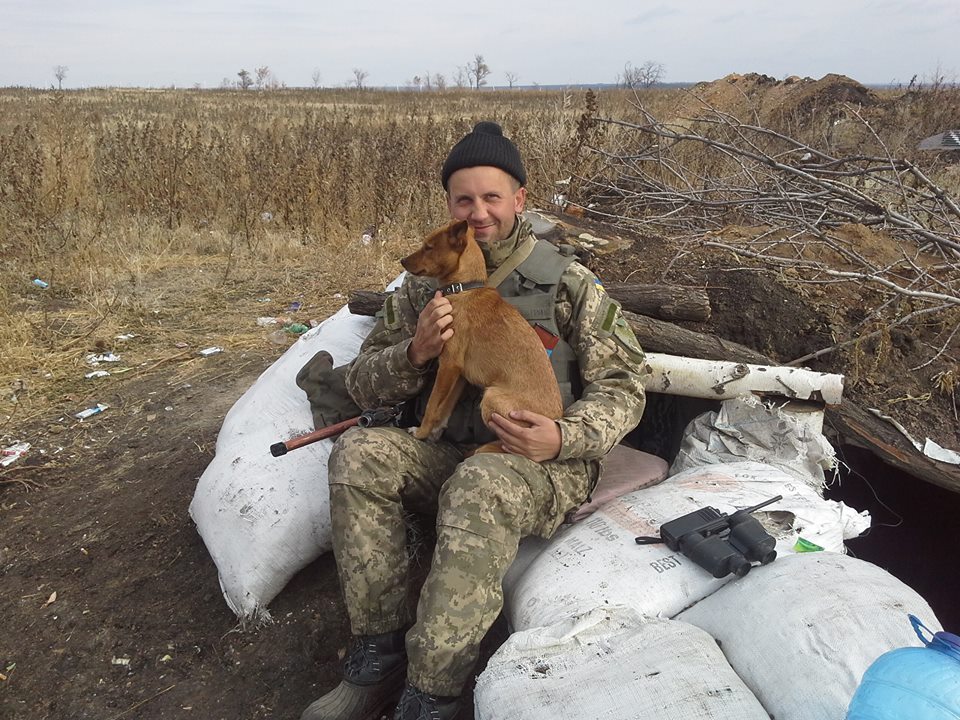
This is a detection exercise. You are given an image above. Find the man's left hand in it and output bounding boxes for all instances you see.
[488,411,561,462]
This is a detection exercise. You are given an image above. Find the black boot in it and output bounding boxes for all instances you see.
[393,683,460,720]
[301,630,408,720]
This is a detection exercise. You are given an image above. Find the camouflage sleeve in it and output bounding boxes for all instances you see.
[344,275,435,409]
[553,262,647,461]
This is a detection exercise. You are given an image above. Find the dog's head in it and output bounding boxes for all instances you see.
[400,220,476,281]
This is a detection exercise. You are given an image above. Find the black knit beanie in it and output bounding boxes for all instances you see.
[441,121,527,189]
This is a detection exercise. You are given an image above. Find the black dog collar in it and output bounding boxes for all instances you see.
[440,281,486,296]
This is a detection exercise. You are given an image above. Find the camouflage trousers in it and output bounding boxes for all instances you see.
[327,426,597,696]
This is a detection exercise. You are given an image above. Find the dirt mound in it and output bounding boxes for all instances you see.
[672,72,877,131]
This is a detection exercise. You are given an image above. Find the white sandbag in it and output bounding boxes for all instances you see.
[189,305,376,624]
[670,395,837,489]
[678,552,944,720]
[504,461,870,631]
[474,606,770,720]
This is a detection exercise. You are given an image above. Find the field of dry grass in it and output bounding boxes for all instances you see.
[2,79,958,428]
[0,87,647,421]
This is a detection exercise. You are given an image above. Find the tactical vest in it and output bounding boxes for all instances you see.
[414,240,581,446]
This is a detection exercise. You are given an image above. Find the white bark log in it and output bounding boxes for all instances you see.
[641,353,844,405]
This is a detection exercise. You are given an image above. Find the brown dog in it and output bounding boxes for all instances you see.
[400,219,563,454]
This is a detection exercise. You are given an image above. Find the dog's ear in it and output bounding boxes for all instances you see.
[449,219,471,250]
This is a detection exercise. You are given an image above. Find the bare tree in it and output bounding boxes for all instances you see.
[255,66,272,90]
[505,71,519,89]
[433,72,447,91]
[453,66,468,89]
[468,54,491,90]
[53,65,68,90]
[619,60,665,90]
[352,68,369,90]
[237,69,253,90]
[311,68,322,88]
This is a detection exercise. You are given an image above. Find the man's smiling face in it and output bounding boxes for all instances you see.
[446,166,526,246]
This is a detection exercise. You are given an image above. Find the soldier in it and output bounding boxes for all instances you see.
[301,121,646,720]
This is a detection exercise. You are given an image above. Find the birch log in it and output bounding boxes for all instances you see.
[642,353,844,405]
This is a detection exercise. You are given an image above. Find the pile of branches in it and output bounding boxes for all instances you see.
[574,103,960,371]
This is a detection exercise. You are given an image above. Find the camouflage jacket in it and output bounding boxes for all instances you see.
[344,217,647,460]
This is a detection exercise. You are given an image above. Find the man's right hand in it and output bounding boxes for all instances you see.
[407,291,453,368]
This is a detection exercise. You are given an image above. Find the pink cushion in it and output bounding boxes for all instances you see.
[570,444,669,523]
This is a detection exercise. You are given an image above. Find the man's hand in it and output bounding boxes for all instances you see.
[488,411,562,462]
[407,291,453,368]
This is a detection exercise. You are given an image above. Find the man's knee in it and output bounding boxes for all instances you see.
[329,426,401,488]
[437,456,534,536]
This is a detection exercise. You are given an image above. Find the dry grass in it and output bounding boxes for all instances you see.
[0,86,635,425]
[2,82,957,429]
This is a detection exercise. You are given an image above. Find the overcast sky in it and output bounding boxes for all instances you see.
[3,0,957,89]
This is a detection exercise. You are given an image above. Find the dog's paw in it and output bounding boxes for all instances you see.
[408,426,427,441]
[427,427,444,442]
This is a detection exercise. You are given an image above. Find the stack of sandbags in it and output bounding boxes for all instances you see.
[677,552,944,720]
[504,460,870,631]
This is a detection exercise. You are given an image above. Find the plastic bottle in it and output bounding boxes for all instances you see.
[846,614,960,719]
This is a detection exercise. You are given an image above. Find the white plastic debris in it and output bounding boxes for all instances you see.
[198,347,223,357]
[75,403,109,420]
[85,353,121,366]
[1,442,31,467]
[256,317,279,326]
[115,333,138,341]
[869,408,960,465]
[84,370,111,380]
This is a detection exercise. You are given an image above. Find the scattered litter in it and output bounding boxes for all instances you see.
[115,333,138,341]
[333,292,344,299]
[84,370,111,380]
[868,408,960,465]
[793,537,824,553]
[257,297,271,303]
[75,403,109,420]
[267,330,290,345]
[174,342,189,349]
[111,657,131,666]
[160,654,173,663]
[1,442,31,467]
[256,316,279,326]
[165,406,173,411]
[284,323,310,335]
[85,353,121,366]
[286,301,302,312]
[260,211,273,222]
[32,278,49,288]
[42,591,57,608]
[361,232,373,246]
[198,347,223,357]
[922,438,960,464]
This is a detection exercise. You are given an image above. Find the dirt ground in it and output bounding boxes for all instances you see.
[2,212,959,720]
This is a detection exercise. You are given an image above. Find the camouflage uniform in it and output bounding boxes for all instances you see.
[328,217,646,696]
